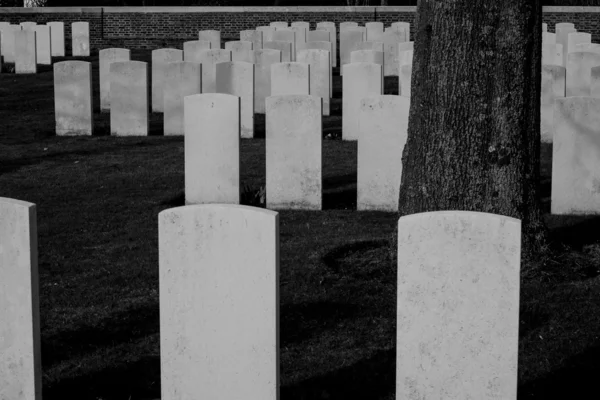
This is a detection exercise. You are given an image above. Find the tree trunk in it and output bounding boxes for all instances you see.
[398,0,546,260]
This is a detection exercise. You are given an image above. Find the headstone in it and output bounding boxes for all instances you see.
[216,61,255,139]
[353,41,384,52]
[357,95,409,211]
[0,25,18,64]
[266,95,322,210]
[110,61,149,136]
[184,94,240,204]
[399,49,413,68]
[593,66,600,97]
[400,63,412,98]
[291,26,307,59]
[567,32,591,54]
[540,65,565,143]
[316,21,337,67]
[552,97,600,214]
[270,21,288,29]
[340,29,364,73]
[183,40,212,63]
[365,21,384,42]
[542,43,563,66]
[263,40,292,63]
[14,29,36,74]
[271,62,310,96]
[198,30,221,49]
[340,21,359,32]
[307,30,330,43]
[159,204,278,400]
[71,21,89,56]
[0,197,42,400]
[555,22,575,31]
[350,49,384,68]
[556,26,577,67]
[19,21,36,30]
[197,49,232,94]
[574,42,600,54]
[47,21,65,57]
[163,61,202,136]
[391,21,411,41]
[542,23,548,33]
[152,48,183,113]
[241,29,262,51]
[54,61,93,136]
[343,62,383,141]
[542,32,556,45]
[272,29,296,61]
[99,48,131,112]
[566,51,600,96]
[33,25,51,65]
[297,49,331,116]
[256,26,275,43]
[396,211,521,400]
[304,41,333,97]
[291,21,310,31]
[254,48,282,114]
[383,29,408,76]
[225,40,255,63]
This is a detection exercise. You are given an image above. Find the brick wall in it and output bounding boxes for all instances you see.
[0,6,599,52]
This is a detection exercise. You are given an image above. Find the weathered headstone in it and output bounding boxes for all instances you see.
[541,65,565,143]
[163,61,202,136]
[263,41,292,63]
[566,51,600,96]
[391,21,411,41]
[556,25,577,67]
[343,62,383,141]
[47,21,65,57]
[383,29,408,76]
[350,49,384,68]
[216,61,255,139]
[33,24,50,65]
[567,32,591,55]
[400,63,412,98]
[0,24,18,64]
[225,40,255,63]
[110,61,149,136]
[271,62,310,96]
[99,48,131,112]
[159,204,278,400]
[54,61,93,136]
[254,48,282,114]
[396,211,521,400]
[152,48,183,113]
[14,29,37,74]
[552,97,600,214]
[266,95,322,210]
[71,21,89,56]
[198,30,221,49]
[241,29,262,51]
[197,49,232,93]
[256,26,276,43]
[340,29,364,73]
[272,29,296,61]
[357,95,409,211]
[307,30,330,43]
[542,43,563,66]
[316,21,337,67]
[0,197,42,400]
[19,21,36,30]
[183,40,212,63]
[304,41,333,96]
[365,21,384,42]
[291,25,307,58]
[184,94,240,204]
[297,49,331,116]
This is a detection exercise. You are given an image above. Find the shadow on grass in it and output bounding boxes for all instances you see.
[548,215,600,249]
[518,343,600,399]
[323,173,356,210]
[322,239,389,274]
[281,348,395,400]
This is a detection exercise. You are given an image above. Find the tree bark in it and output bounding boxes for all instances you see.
[398,0,546,260]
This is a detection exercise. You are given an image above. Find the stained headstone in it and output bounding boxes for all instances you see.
[71,21,89,56]
[152,48,183,113]
[163,61,202,136]
[263,40,292,62]
[297,49,331,116]
[266,95,322,210]
[566,51,600,96]
[14,29,36,74]
[184,94,240,204]
[383,29,408,76]
[225,40,255,63]
[33,25,51,65]
[47,21,65,57]
[343,62,383,141]
[159,204,278,400]
[110,61,149,136]
[216,61,255,139]
[99,48,131,112]
[197,49,232,93]
[541,65,565,143]
[358,95,409,211]
[0,197,42,400]
[241,29,262,51]
[254,48,282,114]
[198,30,221,49]
[54,61,93,136]
[396,211,521,400]
[271,62,310,96]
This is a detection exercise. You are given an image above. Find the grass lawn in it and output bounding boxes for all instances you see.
[1,51,600,399]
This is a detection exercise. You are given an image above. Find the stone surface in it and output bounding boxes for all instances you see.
[365,21,384,42]
[396,211,521,400]
[316,21,337,67]
[254,48,282,114]
[0,24,18,64]
[400,63,412,98]
[47,21,65,57]
[593,66,600,97]
[71,21,89,56]
[159,204,278,400]
[291,26,307,59]
[556,26,577,67]
[567,32,591,54]
[0,197,42,400]
[340,29,364,73]
[33,25,51,65]
[383,28,407,76]
[184,94,240,204]
[307,29,330,43]
[152,48,183,113]
[163,61,202,136]
[339,21,359,32]
[357,95,408,211]
[241,29,262,50]
[272,29,296,61]
[541,65,565,143]
[543,32,556,44]
[266,95,322,210]
[543,22,548,33]
[353,41,384,52]
[552,97,600,214]
[183,40,212,63]
[198,29,221,49]
[270,21,288,29]
[196,49,232,93]
[54,61,93,136]
[256,26,275,43]
[304,41,333,97]
[14,29,36,74]
[225,40,255,63]
[297,49,331,116]
[271,62,310,96]
[99,48,131,112]
[350,49,384,68]
[263,40,292,62]
[566,51,600,96]
[574,43,600,54]
[110,61,149,136]
[342,62,382,141]
[216,61,254,139]
[391,21,411,41]
[19,21,36,30]
[542,43,563,66]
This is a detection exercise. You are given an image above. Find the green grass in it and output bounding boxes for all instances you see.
[1,51,600,399]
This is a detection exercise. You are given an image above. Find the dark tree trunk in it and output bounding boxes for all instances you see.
[398,0,546,260]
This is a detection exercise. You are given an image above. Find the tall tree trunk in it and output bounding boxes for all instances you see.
[398,0,546,260]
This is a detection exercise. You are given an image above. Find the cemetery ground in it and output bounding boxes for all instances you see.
[1,51,600,400]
